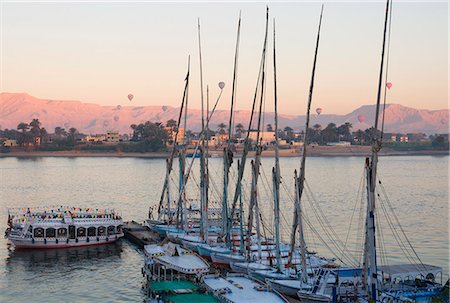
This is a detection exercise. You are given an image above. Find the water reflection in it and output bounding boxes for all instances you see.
[5,241,124,273]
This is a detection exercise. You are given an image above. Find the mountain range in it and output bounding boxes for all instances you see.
[0,92,448,135]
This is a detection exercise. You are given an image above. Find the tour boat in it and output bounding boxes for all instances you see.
[142,241,217,303]
[202,273,290,303]
[143,241,210,278]
[5,206,124,249]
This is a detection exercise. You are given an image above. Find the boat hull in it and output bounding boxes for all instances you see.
[9,234,123,249]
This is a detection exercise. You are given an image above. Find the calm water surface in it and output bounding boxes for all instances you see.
[0,156,448,302]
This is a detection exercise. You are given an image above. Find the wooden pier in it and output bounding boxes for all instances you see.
[123,221,161,247]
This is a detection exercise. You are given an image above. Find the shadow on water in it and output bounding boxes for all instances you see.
[15,156,45,162]
[5,241,124,273]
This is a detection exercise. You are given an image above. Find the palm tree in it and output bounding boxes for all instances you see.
[29,119,41,137]
[68,127,78,146]
[54,127,68,138]
[217,123,227,135]
[284,126,294,141]
[235,123,244,138]
[17,122,29,133]
[166,119,177,129]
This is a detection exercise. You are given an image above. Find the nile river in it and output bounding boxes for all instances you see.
[0,156,448,302]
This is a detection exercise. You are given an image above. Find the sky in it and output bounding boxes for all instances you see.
[0,0,448,115]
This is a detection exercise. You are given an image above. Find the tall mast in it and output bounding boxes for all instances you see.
[230,6,269,249]
[157,59,190,223]
[223,12,241,247]
[294,170,307,282]
[364,0,391,301]
[198,18,208,242]
[288,5,324,272]
[246,6,269,261]
[179,56,190,229]
[272,19,282,272]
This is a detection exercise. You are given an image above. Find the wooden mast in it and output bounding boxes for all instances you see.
[363,0,391,300]
[272,18,283,272]
[228,7,269,241]
[246,6,269,262]
[288,6,324,280]
[223,13,241,247]
[157,59,190,223]
[198,18,209,242]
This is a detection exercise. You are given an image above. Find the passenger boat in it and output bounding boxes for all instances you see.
[142,241,210,279]
[142,241,216,303]
[202,273,290,303]
[5,206,124,249]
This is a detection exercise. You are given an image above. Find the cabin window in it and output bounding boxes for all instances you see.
[34,227,44,238]
[77,227,86,237]
[426,273,435,281]
[87,227,96,237]
[107,226,115,235]
[45,228,56,238]
[57,228,67,237]
[98,226,106,236]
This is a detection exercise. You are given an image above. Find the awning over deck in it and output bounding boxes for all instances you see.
[379,264,442,280]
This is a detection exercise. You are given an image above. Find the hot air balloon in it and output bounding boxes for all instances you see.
[316,108,322,115]
[218,81,225,90]
[162,106,168,112]
[113,116,120,122]
[358,114,366,123]
[116,105,122,110]
[386,82,392,89]
[103,120,109,128]
[127,94,134,102]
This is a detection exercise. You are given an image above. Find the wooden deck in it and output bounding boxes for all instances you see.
[123,221,161,247]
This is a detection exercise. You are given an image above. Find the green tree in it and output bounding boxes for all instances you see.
[432,135,449,150]
[67,127,78,146]
[322,123,338,143]
[355,129,365,145]
[337,122,352,141]
[130,121,168,151]
[217,123,227,135]
[284,126,294,141]
[266,124,273,132]
[54,127,67,137]
[29,119,41,137]
[235,123,244,138]
[17,122,29,133]
[166,119,177,130]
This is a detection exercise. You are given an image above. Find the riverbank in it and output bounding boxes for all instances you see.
[1,146,448,158]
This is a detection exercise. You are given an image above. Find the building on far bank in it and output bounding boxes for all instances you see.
[2,139,17,147]
[407,133,428,142]
[106,132,120,143]
[84,134,106,143]
[249,131,275,145]
[165,127,185,143]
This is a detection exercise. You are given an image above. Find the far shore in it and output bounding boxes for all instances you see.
[1,146,448,158]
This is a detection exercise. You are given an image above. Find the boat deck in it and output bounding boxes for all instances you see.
[123,221,160,247]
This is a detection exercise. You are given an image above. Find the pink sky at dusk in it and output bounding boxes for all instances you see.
[0,1,447,115]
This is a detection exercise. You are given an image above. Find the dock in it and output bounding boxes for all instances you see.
[123,221,161,247]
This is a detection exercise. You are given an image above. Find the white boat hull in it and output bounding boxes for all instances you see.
[9,234,123,249]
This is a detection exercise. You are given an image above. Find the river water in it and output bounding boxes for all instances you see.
[0,155,448,302]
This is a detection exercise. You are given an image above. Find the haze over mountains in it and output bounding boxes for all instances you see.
[0,93,448,135]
